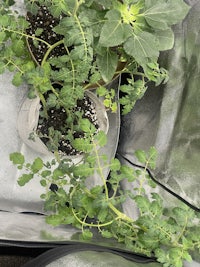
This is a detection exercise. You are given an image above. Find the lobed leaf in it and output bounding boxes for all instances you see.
[31,157,43,173]
[18,173,34,186]
[10,152,25,165]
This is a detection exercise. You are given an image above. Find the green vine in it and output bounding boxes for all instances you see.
[10,135,200,267]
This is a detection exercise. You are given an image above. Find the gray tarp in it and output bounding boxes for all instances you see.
[118,0,200,211]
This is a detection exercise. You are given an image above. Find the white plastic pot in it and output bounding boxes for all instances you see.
[17,90,109,156]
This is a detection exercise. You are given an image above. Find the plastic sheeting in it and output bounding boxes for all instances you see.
[118,0,200,211]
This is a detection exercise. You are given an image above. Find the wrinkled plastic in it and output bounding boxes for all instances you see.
[118,0,200,211]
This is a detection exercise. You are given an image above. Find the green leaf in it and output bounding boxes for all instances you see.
[18,173,34,186]
[45,214,63,226]
[72,138,93,153]
[10,152,25,165]
[120,165,136,182]
[96,49,118,83]
[46,94,57,108]
[98,208,108,222]
[101,230,113,238]
[81,229,93,240]
[96,86,107,97]
[95,131,107,147]
[40,179,47,187]
[52,169,64,180]
[99,10,132,47]
[73,163,94,177]
[12,39,24,56]
[79,118,96,133]
[0,32,6,43]
[12,72,23,87]
[0,15,10,27]
[182,251,192,262]
[35,28,43,36]
[144,0,190,29]
[147,146,157,169]
[154,28,174,51]
[110,158,121,171]
[31,157,43,173]
[134,195,150,213]
[135,149,147,164]
[124,31,159,62]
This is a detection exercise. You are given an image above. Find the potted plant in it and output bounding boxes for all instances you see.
[0,0,111,158]
[2,1,200,266]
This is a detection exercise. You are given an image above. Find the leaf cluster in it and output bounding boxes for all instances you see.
[10,145,200,267]
[0,0,190,116]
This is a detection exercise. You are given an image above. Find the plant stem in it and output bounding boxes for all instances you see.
[72,208,115,228]
[3,27,51,47]
[41,39,64,66]
[108,202,134,223]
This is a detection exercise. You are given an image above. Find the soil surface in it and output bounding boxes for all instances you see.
[26,4,66,64]
[37,95,99,156]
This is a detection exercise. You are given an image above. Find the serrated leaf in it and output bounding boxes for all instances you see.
[41,170,51,178]
[120,165,136,182]
[52,169,64,180]
[72,138,93,153]
[95,131,107,147]
[12,39,24,56]
[79,118,96,133]
[82,229,93,240]
[40,179,47,187]
[31,157,43,173]
[0,32,6,43]
[135,149,147,164]
[101,230,113,238]
[110,158,121,171]
[183,251,193,262]
[73,163,94,177]
[18,173,34,186]
[12,72,23,87]
[0,14,10,27]
[45,214,63,226]
[134,195,150,213]
[9,152,25,165]
[90,185,103,195]
[147,146,157,169]
[35,28,43,36]
[96,86,107,97]
[98,208,108,222]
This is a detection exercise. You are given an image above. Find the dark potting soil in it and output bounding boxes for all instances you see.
[37,95,100,156]
[26,5,66,64]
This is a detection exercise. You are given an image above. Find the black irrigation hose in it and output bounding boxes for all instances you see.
[117,153,200,213]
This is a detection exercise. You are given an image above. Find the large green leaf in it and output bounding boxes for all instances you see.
[96,49,118,82]
[154,28,174,51]
[144,0,190,29]
[99,10,132,47]
[123,31,159,62]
